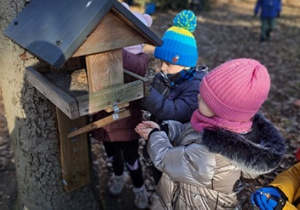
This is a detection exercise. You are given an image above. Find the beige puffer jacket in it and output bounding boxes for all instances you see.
[148,114,286,210]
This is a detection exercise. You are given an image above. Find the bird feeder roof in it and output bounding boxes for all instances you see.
[4,0,162,68]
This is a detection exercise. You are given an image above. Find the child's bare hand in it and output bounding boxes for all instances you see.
[141,121,160,129]
[135,121,160,140]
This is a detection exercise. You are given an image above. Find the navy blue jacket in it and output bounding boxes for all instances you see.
[140,66,206,123]
[254,0,281,19]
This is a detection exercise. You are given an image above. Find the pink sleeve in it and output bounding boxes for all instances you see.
[122,49,149,77]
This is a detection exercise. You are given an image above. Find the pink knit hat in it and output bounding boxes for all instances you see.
[200,58,270,122]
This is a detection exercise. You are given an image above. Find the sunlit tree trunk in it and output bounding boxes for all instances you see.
[0,0,98,209]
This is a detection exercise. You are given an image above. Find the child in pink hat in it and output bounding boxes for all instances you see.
[135,58,286,209]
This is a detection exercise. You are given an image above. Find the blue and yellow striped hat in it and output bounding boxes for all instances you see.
[154,10,198,67]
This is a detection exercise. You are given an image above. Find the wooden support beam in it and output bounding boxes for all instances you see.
[56,108,90,192]
[75,80,143,116]
[124,69,151,97]
[67,109,130,139]
[86,49,123,92]
[104,102,129,112]
[26,66,80,118]
[26,66,150,119]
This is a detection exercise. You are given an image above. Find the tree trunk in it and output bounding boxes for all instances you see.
[0,0,98,209]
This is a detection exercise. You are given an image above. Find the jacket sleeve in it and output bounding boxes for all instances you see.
[122,49,148,76]
[277,0,282,13]
[270,163,300,207]
[140,80,199,123]
[161,120,189,143]
[254,0,262,15]
[148,129,216,186]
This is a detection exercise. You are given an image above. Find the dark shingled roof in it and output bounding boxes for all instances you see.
[4,0,162,68]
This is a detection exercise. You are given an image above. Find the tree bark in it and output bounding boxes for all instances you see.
[0,0,98,209]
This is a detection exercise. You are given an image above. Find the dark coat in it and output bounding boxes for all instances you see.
[254,0,281,19]
[91,50,148,142]
[140,66,206,124]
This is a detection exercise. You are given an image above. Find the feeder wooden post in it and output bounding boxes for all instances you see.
[57,108,90,192]
[86,49,123,92]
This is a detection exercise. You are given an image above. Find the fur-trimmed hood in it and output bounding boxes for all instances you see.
[202,113,286,174]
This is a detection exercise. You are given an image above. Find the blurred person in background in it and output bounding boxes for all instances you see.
[254,0,282,42]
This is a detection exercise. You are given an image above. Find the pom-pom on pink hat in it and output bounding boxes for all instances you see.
[200,58,270,122]
[122,2,152,54]
[122,2,153,27]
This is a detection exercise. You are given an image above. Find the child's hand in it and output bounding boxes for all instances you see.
[251,186,286,210]
[135,121,160,140]
[141,121,160,129]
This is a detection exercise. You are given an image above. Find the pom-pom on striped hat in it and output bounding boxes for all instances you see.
[154,10,198,67]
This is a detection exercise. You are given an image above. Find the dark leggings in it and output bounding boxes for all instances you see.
[103,140,144,188]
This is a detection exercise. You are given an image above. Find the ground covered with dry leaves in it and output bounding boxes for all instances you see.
[1,0,300,209]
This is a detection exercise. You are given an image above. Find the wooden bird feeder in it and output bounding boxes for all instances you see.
[4,0,162,192]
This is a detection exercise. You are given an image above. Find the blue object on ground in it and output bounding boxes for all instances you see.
[145,3,156,15]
